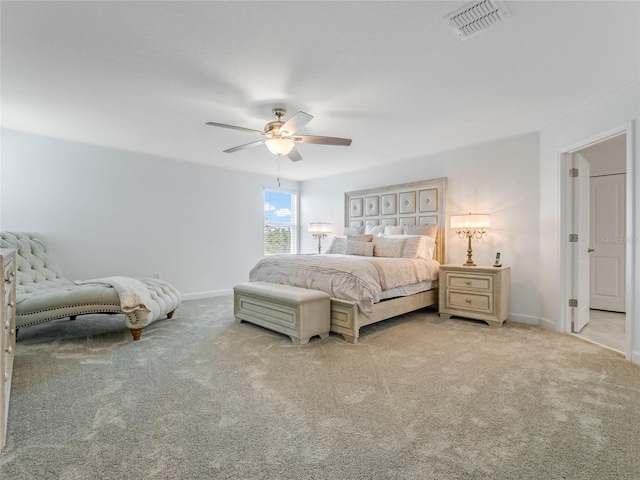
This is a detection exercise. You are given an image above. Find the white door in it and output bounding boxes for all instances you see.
[572,154,591,333]
[590,174,626,312]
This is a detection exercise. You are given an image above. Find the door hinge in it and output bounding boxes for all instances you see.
[569,233,578,242]
[569,299,578,308]
[569,168,579,177]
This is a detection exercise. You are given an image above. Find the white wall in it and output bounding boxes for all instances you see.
[300,133,541,325]
[538,81,640,363]
[0,129,299,298]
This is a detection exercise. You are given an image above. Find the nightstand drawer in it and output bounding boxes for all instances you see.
[446,291,493,314]
[445,272,493,292]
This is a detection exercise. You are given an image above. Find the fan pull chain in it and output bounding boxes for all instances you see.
[277,159,281,187]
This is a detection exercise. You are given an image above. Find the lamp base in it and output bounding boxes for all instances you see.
[464,236,476,266]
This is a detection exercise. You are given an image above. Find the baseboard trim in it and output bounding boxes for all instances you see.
[537,317,557,331]
[632,350,640,365]
[508,313,539,326]
[181,289,233,301]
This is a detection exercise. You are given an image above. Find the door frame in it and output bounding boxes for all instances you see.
[559,122,634,360]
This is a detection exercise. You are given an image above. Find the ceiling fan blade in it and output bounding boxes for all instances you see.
[293,135,352,146]
[206,122,264,134]
[223,140,266,153]
[287,146,303,162]
[280,111,313,135]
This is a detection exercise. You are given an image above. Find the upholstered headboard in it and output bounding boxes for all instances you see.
[344,177,447,263]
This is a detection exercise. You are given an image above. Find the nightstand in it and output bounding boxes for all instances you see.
[438,264,510,327]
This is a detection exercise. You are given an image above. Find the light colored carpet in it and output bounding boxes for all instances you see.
[1,296,639,479]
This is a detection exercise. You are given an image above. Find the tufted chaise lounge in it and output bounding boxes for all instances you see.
[0,232,181,341]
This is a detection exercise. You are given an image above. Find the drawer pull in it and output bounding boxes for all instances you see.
[465,280,472,285]
[465,298,472,304]
[4,321,9,329]
[6,346,12,354]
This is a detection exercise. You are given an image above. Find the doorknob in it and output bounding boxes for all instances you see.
[588,248,595,253]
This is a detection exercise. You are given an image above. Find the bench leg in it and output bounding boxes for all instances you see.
[291,332,329,345]
[130,328,144,341]
[341,334,358,344]
[167,309,176,319]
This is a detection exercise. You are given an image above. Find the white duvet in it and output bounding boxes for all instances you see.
[249,254,440,317]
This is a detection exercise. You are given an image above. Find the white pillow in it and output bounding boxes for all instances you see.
[364,225,385,236]
[347,234,374,243]
[403,224,438,238]
[345,240,374,256]
[372,236,422,258]
[418,235,436,259]
[385,234,436,259]
[325,236,347,254]
[383,225,403,235]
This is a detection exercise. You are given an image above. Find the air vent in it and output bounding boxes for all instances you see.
[445,0,509,40]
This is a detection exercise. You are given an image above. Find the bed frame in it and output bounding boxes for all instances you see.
[330,177,447,343]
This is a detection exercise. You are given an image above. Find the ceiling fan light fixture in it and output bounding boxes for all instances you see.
[265,138,294,156]
[206,109,351,162]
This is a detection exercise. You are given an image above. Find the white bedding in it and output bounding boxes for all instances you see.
[248,254,440,317]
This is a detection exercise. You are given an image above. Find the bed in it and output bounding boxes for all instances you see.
[251,177,447,343]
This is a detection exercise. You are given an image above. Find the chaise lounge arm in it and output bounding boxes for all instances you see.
[0,232,181,340]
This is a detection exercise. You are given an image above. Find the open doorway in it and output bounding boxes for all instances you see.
[571,133,627,353]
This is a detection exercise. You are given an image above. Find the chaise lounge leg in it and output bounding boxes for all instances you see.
[69,315,77,321]
[167,309,176,319]
[130,328,144,341]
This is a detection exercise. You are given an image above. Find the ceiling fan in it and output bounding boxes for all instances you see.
[205,108,352,162]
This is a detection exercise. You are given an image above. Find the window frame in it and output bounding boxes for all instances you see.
[263,187,299,255]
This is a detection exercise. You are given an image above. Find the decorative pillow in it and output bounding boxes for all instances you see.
[383,225,403,235]
[372,236,420,258]
[345,240,374,257]
[376,235,436,259]
[403,224,438,238]
[364,225,385,236]
[325,236,347,254]
[400,236,424,258]
[343,226,365,236]
[347,234,374,243]
[404,234,435,259]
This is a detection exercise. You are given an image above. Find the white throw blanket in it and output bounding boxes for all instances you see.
[74,276,152,313]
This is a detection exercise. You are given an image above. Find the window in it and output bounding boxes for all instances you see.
[264,189,298,255]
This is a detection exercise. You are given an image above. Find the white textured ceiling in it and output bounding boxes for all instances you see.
[1,1,638,181]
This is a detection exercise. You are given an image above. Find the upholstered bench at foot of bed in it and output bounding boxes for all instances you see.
[234,282,330,345]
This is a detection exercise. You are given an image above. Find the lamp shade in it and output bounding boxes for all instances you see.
[265,138,295,156]
[308,222,333,234]
[450,214,491,230]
